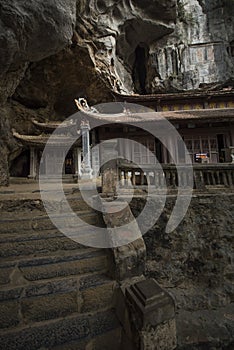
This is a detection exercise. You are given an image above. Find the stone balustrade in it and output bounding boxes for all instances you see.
[116,161,234,190]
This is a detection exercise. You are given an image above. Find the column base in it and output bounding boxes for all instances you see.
[80,173,93,180]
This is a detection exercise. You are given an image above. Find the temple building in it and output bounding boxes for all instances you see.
[12,89,234,181]
[12,119,82,180]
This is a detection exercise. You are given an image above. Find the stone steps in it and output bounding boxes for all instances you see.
[0,211,99,234]
[0,309,121,350]
[0,192,121,349]
[0,237,86,259]
[51,328,122,350]
[0,273,116,329]
[0,245,111,300]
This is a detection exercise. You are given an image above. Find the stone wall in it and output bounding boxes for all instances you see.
[130,192,234,349]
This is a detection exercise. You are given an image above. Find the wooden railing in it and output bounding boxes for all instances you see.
[117,161,234,190]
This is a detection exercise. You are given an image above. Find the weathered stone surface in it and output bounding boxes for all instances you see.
[176,304,234,349]
[88,309,120,338]
[130,192,234,348]
[0,287,23,302]
[0,267,14,286]
[21,292,78,323]
[81,281,115,313]
[19,253,108,281]
[0,0,76,185]
[125,278,176,350]
[76,0,176,94]
[0,300,19,329]
[0,237,82,259]
[126,279,175,327]
[0,314,90,350]
[0,0,76,104]
[79,273,114,291]
[24,278,77,298]
[0,192,120,349]
[51,328,122,350]
[101,199,146,281]
[141,319,177,350]
[86,327,122,350]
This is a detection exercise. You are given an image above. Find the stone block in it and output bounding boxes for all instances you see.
[21,292,78,323]
[19,253,108,281]
[110,238,146,282]
[102,168,117,196]
[140,319,176,350]
[0,237,81,259]
[0,267,14,285]
[101,199,146,281]
[88,310,120,338]
[0,287,23,302]
[24,278,77,297]
[0,300,20,329]
[126,279,175,327]
[81,281,115,313]
[85,327,122,350]
[79,274,111,291]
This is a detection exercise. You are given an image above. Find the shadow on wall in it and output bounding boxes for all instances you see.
[10,150,30,177]
[132,43,149,94]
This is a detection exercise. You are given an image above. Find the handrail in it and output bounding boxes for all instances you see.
[116,161,234,190]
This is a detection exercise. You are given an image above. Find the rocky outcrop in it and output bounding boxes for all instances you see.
[149,0,234,92]
[0,0,76,104]
[0,0,233,185]
[75,0,177,93]
[0,0,77,185]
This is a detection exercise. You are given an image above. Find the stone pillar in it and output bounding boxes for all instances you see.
[101,139,118,196]
[28,147,37,179]
[124,279,177,350]
[194,168,205,190]
[91,145,100,178]
[73,148,78,177]
[80,120,93,179]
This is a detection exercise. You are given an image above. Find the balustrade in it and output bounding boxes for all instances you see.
[115,161,234,190]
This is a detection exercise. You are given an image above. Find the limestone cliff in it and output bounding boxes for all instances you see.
[0,0,234,184]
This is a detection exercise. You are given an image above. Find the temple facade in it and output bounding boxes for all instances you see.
[12,119,82,180]
[12,90,234,181]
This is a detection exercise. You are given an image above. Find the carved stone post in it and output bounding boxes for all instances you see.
[194,168,205,190]
[101,139,118,196]
[125,279,177,350]
[80,120,93,179]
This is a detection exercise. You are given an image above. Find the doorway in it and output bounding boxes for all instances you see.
[65,151,74,174]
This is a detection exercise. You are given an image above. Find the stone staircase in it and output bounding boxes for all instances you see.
[0,191,122,350]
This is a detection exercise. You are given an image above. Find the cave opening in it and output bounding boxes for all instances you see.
[132,44,149,94]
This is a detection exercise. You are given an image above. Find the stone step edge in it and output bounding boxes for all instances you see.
[0,273,114,301]
[0,307,119,336]
[0,247,107,267]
